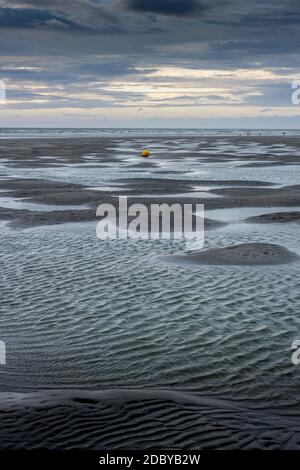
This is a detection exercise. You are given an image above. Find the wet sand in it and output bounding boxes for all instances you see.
[159,243,299,266]
[246,211,300,224]
[0,135,300,449]
[0,137,299,230]
[0,388,300,450]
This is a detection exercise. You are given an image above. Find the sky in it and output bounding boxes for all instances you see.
[1,0,300,128]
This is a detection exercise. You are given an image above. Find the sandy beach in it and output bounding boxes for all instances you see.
[0,133,300,449]
[0,136,300,231]
[2,0,300,459]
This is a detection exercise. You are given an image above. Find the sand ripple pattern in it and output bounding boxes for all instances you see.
[1,389,300,450]
[1,220,300,409]
[1,136,300,446]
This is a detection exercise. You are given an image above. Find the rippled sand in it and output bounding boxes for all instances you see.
[1,389,300,450]
[0,134,300,449]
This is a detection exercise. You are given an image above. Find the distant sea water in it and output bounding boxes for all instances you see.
[0,127,300,138]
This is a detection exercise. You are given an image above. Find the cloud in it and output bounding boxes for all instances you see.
[0,0,299,126]
[124,0,207,16]
[0,6,75,28]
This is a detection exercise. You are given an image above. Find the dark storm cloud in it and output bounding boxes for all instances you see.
[0,0,211,33]
[124,0,206,16]
[0,0,299,123]
[0,6,76,28]
[0,1,126,33]
[0,0,299,64]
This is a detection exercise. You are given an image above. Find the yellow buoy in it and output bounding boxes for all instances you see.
[141,149,151,158]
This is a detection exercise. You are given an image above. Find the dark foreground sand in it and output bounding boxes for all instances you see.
[159,243,299,266]
[0,389,300,450]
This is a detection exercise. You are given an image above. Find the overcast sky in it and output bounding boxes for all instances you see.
[1,0,300,127]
